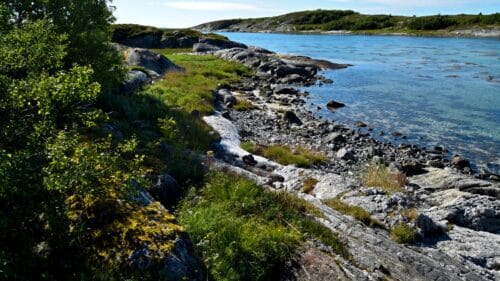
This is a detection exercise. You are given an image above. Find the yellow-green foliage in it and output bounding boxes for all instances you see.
[324,198,384,228]
[391,223,417,244]
[363,162,407,192]
[241,142,327,168]
[150,53,252,115]
[301,177,319,194]
[178,172,347,280]
[233,97,257,111]
[401,208,419,222]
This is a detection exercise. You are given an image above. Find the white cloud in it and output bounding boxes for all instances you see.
[163,1,260,11]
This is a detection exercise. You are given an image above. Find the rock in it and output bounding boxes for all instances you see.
[275,65,310,78]
[199,37,247,49]
[275,87,299,95]
[336,148,354,161]
[243,154,257,166]
[177,36,198,48]
[283,111,303,125]
[415,214,444,237]
[392,131,403,137]
[323,78,334,84]
[326,100,346,110]
[401,159,427,176]
[221,111,231,120]
[121,70,151,94]
[150,174,183,208]
[216,89,236,107]
[127,48,183,76]
[355,121,367,128]
[159,35,179,48]
[193,43,221,52]
[325,132,345,143]
[452,155,471,170]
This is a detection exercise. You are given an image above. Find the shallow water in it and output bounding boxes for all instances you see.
[220,32,500,174]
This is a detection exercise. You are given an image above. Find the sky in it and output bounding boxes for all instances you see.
[113,0,500,28]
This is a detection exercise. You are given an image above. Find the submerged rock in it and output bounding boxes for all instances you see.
[326,100,346,110]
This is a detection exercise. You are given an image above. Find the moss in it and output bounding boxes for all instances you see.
[324,198,384,228]
[391,223,417,244]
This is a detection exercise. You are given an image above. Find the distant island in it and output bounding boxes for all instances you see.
[194,9,500,37]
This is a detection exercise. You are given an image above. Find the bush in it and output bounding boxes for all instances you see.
[391,223,417,244]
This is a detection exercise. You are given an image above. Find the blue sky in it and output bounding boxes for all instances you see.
[113,0,500,28]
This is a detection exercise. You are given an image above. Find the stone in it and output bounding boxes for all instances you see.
[193,43,221,52]
[355,121,367,128]
[121,70,151,94]
[283,111,303,125]
[415,214,444,237]
[127,48,183,76]
[243,154,258,166]
[150,174,183,208]
[452,155,471,170]
[326,100,346,110]
[325,132,345,143]
[401,159,427,176]
[336,148,354,160]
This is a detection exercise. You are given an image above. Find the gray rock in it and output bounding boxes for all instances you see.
[199,37,247,49]
[127,48,183,76]
[336,148,354,160]
[415,214,445,237]
[325,132,345,143]
[150,174,183,208]
[193,43,221,52]
[452,155,471,170]
[121,70,151,94]
[283,111,302,125]
[326,100,346,110]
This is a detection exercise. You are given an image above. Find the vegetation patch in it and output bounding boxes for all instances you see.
[241,141,327,168]
[233,96,257,111]
[391,223,417,244]
[301,177,319,194]
[178,172,348,280]
[363,161,407,192]
[324,199,384,228]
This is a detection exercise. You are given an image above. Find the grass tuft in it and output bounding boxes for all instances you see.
[233,97,257,111]
[324,198,384,228]
[363,161,407,192]
[301,177,319,194]
[391,223,417,244]
[178,172,348,280]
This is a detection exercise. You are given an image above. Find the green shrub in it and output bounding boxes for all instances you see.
[391,223,417,244]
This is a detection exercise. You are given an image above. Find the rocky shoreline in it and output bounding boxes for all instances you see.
[192,40,500,280]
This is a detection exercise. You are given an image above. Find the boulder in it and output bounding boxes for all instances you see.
[149,174,183,208]
[127,48,183,76]
[452,155,471,170]
[325,132,345,143]
[177,36,199,48]
[327,100,346,110]
[193,43,221,52]
[283,111,303,125]
[415,214,445,237]
[401,159,427,176]
[275,65,311,78]
[355,121,367,128]
[199,37,247,49]
[121,70,151,94]
[336,148,354,161]
[160,36,179,48]
[215,89,236,107]
[243,154,258,166]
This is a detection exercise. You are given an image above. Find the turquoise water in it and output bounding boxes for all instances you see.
[220,32,500,174]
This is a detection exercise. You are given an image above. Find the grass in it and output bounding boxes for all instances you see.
[401,208,418,222]
[150,52,252,115]
[241,141,327,168]
[178,172,348,280]
[301,177,318,194]
[363,161,407,192]
[391,223,417,244]
[324,198,384,228]
[233,97,257,111]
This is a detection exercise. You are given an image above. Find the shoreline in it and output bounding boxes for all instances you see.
[194,43,500,279]
[196,28,500,39]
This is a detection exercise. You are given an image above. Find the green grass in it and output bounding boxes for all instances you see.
[233,97,257,111]
[178,172,348,281]
[149,53,252,115]
[363,161,407,192]
[324,198,384,228]
[391,223,417,244]
[241,141,327,168]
